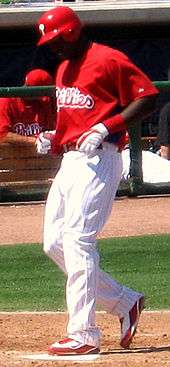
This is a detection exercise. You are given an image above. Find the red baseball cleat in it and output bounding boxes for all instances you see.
[48,338,100,355]
[120,295,145,348]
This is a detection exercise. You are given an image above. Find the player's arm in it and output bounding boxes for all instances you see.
[0,132,36,146]
[76,56,159,153]
[103,94,158,134]
[121,94,158,126]
[76,94,158,154]
[102,53,159,133]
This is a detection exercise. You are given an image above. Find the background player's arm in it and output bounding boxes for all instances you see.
[0,132,36,146]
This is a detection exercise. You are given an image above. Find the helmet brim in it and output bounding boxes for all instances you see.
[37,30,62,46]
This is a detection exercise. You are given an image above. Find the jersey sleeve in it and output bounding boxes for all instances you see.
[106,51,159,107]
[0,98,12,138]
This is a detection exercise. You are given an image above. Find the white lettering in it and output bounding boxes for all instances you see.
[13,123,42,136]
[56,87,94,112]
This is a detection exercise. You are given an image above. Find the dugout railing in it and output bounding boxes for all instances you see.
[0,81,170,202]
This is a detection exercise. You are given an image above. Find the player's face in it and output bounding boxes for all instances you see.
[23,97,45,106]
[47,36,78,60]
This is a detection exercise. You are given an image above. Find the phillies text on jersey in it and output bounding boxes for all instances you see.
[56,87,94,112]
[13,122,42,136]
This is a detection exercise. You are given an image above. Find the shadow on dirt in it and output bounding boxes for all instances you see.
[101,345,170,355]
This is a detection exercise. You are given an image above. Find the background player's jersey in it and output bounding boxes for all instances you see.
[53,42,158,153]
[0,97,54,138]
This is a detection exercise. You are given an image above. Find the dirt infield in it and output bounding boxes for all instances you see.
[0,196,170,244]
[0,311,170,367]
[0,196,170,366]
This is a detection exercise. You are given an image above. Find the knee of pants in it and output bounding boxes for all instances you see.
[43,234,61,259]
[43,240,66,273]
[43,221,62,253]
[62,231,99,271]
[43,241,53,257]
[63,230,97,250]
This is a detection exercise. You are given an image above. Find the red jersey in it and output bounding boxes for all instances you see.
[0,97,54,138]
[53,42,159,153]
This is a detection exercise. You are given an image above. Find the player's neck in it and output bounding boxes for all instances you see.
[71,34,92,61]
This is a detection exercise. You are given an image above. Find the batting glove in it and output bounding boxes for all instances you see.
[36,131,55,155]
[76,123,109,154]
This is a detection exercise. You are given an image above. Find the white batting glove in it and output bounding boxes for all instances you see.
[36,131,53,155]
[44,130,56,138]
[76,123,109,154]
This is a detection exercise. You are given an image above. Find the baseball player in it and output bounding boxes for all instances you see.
[36,6,159,355]
[0,69,54,146]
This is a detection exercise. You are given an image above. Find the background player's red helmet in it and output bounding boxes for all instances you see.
[25,69,53,86]
[37,6,82,46]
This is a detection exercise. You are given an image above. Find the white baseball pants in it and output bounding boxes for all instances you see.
[44,143,142,348]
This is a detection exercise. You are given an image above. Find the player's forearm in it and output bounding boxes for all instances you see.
[0,132,36,146]
[103,94,158,134]
[121,94,158,127]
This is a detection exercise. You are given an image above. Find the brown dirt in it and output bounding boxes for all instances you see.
[0,311,169,367]
[0,196,170,244]
[0,196,170,366]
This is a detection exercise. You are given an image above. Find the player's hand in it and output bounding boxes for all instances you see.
[43,130,56,140]
[76,123,109,154]
[36,130,55,155]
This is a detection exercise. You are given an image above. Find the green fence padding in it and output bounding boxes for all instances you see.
[0,81,169,98]
[0,86,56,98]
[154,81,170,90]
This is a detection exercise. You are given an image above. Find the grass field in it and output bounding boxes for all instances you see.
[0,234,169,311]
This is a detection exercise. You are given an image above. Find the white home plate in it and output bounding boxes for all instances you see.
[22,353,99,362]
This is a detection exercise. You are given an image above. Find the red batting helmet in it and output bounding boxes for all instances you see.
[37,6,82,46]
[25,69,53,86]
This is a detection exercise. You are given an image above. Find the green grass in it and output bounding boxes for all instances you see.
[0,234,169,311]
[99,234,170,310]
[0,0,11,4]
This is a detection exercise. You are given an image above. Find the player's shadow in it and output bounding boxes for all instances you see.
[101,345,170,355]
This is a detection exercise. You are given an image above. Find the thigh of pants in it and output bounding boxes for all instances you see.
[44,147,123,251]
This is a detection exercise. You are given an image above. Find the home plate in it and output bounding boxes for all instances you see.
[22,353,100,362]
